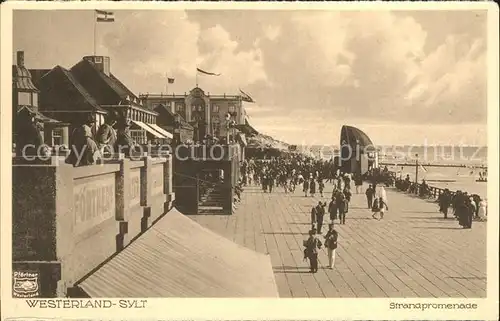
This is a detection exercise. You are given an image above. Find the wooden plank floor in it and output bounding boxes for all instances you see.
[189,182,487,298]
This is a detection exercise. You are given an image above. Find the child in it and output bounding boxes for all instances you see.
[371,198,380,219]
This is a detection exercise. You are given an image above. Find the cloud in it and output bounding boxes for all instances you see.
[100,11,267,93]
[13,10,487,145]
[197,25,267,87]
[263,25,281,41]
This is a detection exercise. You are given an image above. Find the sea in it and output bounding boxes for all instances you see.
[300,145,489,198]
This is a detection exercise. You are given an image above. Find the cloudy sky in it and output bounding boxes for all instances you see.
[13,9,488,146]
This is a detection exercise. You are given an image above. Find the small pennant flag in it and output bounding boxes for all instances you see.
[168,78,175,84]
[197,68,221,76]
[239,88,255,103]
[96,10,115,22]
[419,164,427,173]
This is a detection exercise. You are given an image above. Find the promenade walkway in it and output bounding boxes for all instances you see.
[190,182,487,298]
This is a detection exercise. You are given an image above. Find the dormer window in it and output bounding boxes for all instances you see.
[18,92,31,106]
[94,57,103,63]
[228,105,236,113]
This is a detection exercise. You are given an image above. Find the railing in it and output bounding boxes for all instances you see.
[12,153,174,297]
[387,171,454,199]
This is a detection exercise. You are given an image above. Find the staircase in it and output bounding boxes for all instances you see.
[198,184,226,214]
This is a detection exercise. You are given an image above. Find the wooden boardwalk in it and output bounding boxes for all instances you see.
[189,182,487,298]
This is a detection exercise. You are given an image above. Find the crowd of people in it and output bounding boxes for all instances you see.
[393,172,488,228]
[239,155,389,273]
[437,189,487,228]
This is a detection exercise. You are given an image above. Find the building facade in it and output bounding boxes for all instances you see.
[30,55,171,145]
[12,51,69,151]
[141,87,249,143]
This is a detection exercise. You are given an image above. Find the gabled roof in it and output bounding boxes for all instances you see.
[29,69,51,87]
[38,65,106,113]
[70,59,148,111]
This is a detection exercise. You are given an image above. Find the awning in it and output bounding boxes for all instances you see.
[147,123,173,139]
[76,208,278,297]
[132,120,165,139]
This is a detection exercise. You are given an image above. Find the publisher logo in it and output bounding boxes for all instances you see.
[13,271,40,298]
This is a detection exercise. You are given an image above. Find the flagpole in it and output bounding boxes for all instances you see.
[93,11,97,55]
[196,68,199,87]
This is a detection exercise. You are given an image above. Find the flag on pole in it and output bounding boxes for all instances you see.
[239,88,255,103]
[197,68,221,76]
[168,78,175,84]
[96,10,115,22]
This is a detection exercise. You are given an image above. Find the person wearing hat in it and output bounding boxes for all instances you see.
[115,117,136,157]
[315,201,326,234]
[303,174,310,197]
[309,173,316,197]
[303,228,322,273]
[328,195,338,223]
[96,111,117,154]
[324,224,338,269]
[15,109,44,157]
[66,113,99,166]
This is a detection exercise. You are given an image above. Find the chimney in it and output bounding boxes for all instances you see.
[17,51,25,67]
[83,56,110,76]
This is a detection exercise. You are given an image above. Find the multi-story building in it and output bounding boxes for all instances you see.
[140,86,253,143]
[12,51,69,150]
[29,55,172,145]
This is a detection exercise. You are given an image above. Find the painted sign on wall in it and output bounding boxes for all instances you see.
[73,175,116,235]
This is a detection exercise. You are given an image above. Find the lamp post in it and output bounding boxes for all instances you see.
[415,153,419,194]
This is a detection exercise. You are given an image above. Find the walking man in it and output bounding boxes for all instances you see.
[354,173,363,194]
[324,224,338,269]
[316,201,325,234]
[303,229,322,273]
[338,192,347,225]
[365,184,375,209]
[328,196,338,223]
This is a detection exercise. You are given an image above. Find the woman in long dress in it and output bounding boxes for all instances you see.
[477,198,487,221]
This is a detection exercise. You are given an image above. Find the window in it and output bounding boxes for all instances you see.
[175,104,185,113]
[18,92,31,105]
[130,130,146,145]
[228,105,236,113]
[192,105,197,111]
[197,105,204,112]
[94,57,103,63]
[212,122,221,137]
[211,104,219,113]
[52,129,63,146]
[31,92,38,107]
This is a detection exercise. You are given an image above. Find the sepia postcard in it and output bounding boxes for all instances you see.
[1,1,499,320]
